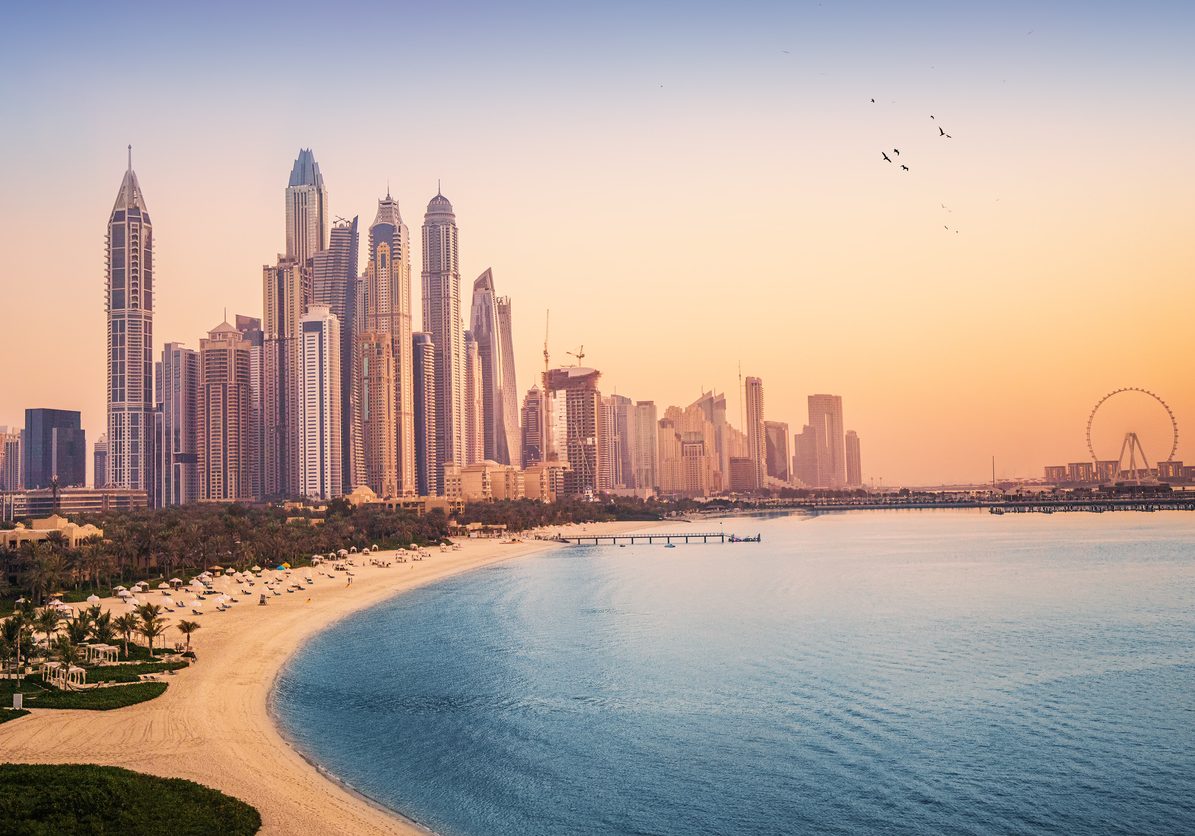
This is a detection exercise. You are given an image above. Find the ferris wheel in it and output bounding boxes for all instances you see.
[1086,388,1179,483]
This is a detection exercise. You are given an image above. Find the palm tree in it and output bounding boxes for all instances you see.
[34,607,60,655]
[113,613,139,658]
[175,620,201,652]
[136,603,168,656]
[91,610,116,644]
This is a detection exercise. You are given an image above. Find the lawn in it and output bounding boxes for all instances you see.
[87,661,188,684]
[0,708,30,724]
[0,763,261,835]
[0,678,168,710]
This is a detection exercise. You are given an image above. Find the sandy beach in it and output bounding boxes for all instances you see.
[0,519,659,835]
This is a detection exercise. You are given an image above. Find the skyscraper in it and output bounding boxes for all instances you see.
[422,189,464,488]
[23,409,86,489]
[357,332,397,497]
[689,390,732,486]
[545,367,603,497]
[764,420,791,483]
[744,376,766,489]
[469,269,520,466]
[312,216,359,489]
[845,430,862,487]
[359,193,416,495]
[262,258,308,498]
[793,425,819,487]
[93,435,108,489]
[0,429,20,492]
[235,315,264,500]
[157,343,199,506]
[632,400,659,491]
[106,147,154,492]
[520,386,544,468]
[299,305,342,500]
[808,394,846,488]
[463,331,484,465]
[285,149,328,267]
[413,333,437,496]
[198,321,252,502]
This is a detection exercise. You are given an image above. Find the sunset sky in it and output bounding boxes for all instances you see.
[2,1,1192,486]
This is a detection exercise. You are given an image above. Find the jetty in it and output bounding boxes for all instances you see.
[562,532,736,546]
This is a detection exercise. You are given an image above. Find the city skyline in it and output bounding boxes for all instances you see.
[3,2,1193,485]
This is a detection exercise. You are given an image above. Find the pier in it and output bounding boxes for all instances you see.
[562,532,729,546]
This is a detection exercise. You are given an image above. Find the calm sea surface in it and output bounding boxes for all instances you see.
[273,511,1195,835]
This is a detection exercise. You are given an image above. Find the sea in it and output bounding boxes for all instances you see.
[272,510,1195,835]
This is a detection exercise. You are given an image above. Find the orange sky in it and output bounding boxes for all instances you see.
[2,2,1192,486]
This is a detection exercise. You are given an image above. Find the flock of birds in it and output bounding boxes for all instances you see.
[872,99,958,232]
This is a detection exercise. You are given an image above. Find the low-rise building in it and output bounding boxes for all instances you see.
[1,488,147,522]
[0,514,103,550]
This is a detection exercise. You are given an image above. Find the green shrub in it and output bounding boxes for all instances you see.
[0,763,261,834]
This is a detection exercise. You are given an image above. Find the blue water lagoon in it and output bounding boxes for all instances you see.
[273,511,1195,835]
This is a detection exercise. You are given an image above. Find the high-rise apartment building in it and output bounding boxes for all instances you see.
[298,305,342,500]
[792,425,818,487]
[93,435,109,489]
[235,315,264,500]
[198,321,252,502]
[312,216,359,489]
[808,394,846,488]
[545,367,603,497]
[689,391,733,486]
[262,258,308,498]
[358,193,416,495]
[357,332,397,497]
[0,429,19,492]
[463,331,484,465]
[632,401,659,491]
[520,386,543,468]
[156,343,199,506]
[845,430,862,487]
[657,404,719,497]
[422,190,464,489]
[764,420,791,483]
[285,148,328,267]
[469,269,520,466]
[23,409,86,489]
[744,376,765,489]
[601,394,635,489]
[413,333,437,496]
[106,148,154,492]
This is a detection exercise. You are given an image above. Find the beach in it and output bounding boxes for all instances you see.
[0,520,658,835]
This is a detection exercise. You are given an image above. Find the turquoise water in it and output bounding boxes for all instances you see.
[273,511,1195,835]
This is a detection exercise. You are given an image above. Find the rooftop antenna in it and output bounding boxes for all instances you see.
[437,178,442,196]
[738,361,745,431]
[543,309,551,382]
[127,144,132,171]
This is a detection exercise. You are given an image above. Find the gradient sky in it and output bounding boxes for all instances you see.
[2,1,1192,486]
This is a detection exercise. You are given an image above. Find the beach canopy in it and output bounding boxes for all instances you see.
[157,582,170,589]
[251,565,262,572]
[86,594,101,603]
[170,577,182,583]
[337,549,348,556]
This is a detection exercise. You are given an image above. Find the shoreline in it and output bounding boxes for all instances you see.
[0,519,663,835]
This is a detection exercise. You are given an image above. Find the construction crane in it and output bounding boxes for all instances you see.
[567,345,586,366]
[542,310,550,384]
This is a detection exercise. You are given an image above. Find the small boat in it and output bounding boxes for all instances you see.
[664,543,677,549]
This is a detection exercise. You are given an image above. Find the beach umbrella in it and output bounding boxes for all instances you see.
[157,582,170,589]
[251,565,262,572]
[86,594,101,604]
[169,577,182,584]
[371,544,379,551]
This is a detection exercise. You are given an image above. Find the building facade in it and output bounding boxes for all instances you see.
[808,394,846,488]
[545,367,603,497]
[631,401,659,491]
[285,148,328,268]
[235,315,264,500]
[93,435,108,489]
[413,332,437,497]
[764,420,791,483]
[22,409,86,489]
[298,305,342,500]
[0,429,19,492]
[262,258,308,498]
[520,386,544,468]
[463,330,484,465]
[744,376,766,489]
[312,216,359,489]
[156,343,199,506]
[469,269,520,466]
[845,429,862,487]
[198,321,252,502]
[422,190,464,491]
[106,149,154,492]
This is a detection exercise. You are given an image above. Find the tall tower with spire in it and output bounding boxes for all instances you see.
[285,148,328,266]
[422,187,463,492]
[106,146,154,492]
[469,268,520,466]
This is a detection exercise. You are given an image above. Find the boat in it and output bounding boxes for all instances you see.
[664,543,677,549]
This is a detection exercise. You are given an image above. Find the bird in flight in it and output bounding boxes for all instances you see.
[893,148,900,155]
[871,98,875,103]
[882,152,892,163]
[900,164,909,171]
[938,126,952,138]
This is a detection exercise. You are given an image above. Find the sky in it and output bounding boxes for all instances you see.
[1,1,1193,486]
